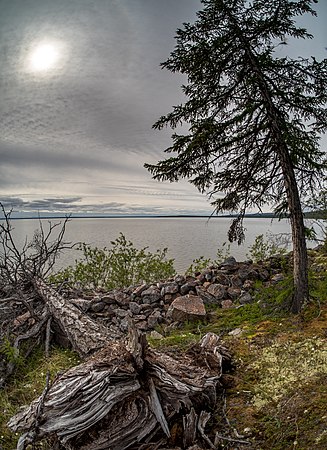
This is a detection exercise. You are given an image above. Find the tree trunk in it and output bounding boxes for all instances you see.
[8,326,232,450]
[277,149,309,313]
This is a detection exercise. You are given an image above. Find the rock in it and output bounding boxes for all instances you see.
[227,287,241,299]
[214,273,229,285]
[258,269,270,281]
[243,279,255,290]
[136,320,148,330]
[237,267,258,281]
[133,314,147,321]
[101,295,116,305]
[169,295,206,322]
[221,299,234,309]
[230,275,243,288]
[160,282,179,296]
[149,330,164,340]
[147,310,162,328]
[141,286,161,304]
[180,281,199,296]
[132,284,148,297]
[228,327,243,336]
[206,283,227,300]
[221,256,237,267]
[114,291,130,307]
[174,275,186,285]
[129,301,141,315]
[238,292,253,304]
[271,273,284,283]
[195,286,217,305]
[115,308,129,318]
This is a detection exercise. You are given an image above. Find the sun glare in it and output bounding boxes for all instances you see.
[29,43,59,72]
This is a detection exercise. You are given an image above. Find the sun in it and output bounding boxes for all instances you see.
[29,43,59,72]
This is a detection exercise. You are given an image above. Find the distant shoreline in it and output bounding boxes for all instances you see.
[3,213,283,220]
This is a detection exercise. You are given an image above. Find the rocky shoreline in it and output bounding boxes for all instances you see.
[71,255,287,337]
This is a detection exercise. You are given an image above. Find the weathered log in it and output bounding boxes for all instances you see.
[8,330,231,449]
[34,279,121,357]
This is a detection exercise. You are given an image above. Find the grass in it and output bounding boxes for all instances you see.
[0,346,80,450]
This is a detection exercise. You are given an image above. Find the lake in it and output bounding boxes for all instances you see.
[5,216,309,273]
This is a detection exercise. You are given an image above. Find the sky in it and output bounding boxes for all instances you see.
[0,0,326,217]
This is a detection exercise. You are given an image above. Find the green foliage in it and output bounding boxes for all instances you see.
[247,234,288,263]
[0,338,24,367]
[49,233,175,290]
[145,0,327,246]
[186,242,231,274]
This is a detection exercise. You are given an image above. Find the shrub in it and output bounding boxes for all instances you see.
[247,233,288,263]
[49,233,175,290]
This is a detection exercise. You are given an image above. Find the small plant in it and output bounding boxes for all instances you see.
[49,233,175,290]
[0,338,24,367]
[247,233,288,263]
[186,242,231,274]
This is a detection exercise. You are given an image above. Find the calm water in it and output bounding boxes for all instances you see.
[6,217,302,273]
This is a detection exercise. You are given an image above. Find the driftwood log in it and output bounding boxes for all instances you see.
[8,324,231,449]
[6,281,232,449]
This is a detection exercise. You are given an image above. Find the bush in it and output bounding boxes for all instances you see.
[49,233,175,290]
[247,233,288,263]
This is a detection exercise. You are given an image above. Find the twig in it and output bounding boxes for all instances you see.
[45,317,52,358]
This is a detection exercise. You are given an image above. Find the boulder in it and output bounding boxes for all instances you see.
[169,295,206,322]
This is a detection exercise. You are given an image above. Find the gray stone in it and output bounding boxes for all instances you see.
[206,283,227,300]
[239,292,253,304]
[115,308,129,318]
[243,279,255,290]
[149,330,164,340]
[195,286,217,305]
[160,282,179,296]
[120,318,129,332]
[101,295,116,305]
[133,314,147,321]
[114,291,130,307]
[129,301,141,315]
[227,287,241,299]
[147,314,159,329]
[180,281,199,296]
[228,327,243,337]
[222,256,237,266]
[169,295,206,322]
[132,284,148,296]
[141,286,161,304]
[230,275,243,288]
[136,320,148,331]
[174,275,186,285]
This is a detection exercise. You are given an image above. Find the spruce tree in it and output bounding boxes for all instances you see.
[145,0,327,313]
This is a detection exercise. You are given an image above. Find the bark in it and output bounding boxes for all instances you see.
[8,328,231,450]
[34,279,122,357]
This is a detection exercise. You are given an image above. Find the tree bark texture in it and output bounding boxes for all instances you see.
[34,279,122,357]
[8,328,231,450]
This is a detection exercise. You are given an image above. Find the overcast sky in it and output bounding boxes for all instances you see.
[0,0,326,217]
